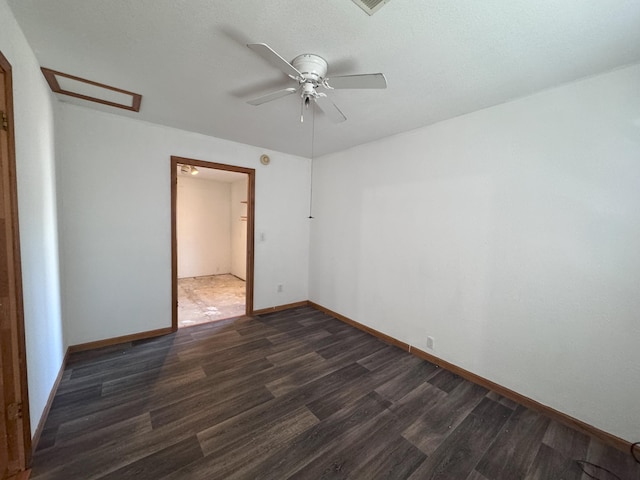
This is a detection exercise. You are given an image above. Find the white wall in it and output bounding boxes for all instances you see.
[0,0,64,436]
[309,63,640,442]
[231,177,248,280]
[177,176,231,278]
[56,103,311,345]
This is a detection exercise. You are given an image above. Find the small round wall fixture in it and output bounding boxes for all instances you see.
[260,154,271,165]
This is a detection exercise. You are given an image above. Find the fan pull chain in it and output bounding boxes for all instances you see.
[308,103,315,219]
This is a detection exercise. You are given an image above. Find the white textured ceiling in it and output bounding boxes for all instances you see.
[8,0,640,157]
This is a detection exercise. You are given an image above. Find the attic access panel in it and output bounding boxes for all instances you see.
[352,0,391,15]
[41,67,142,112]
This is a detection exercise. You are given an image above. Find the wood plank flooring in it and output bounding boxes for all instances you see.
[30,306,640,479]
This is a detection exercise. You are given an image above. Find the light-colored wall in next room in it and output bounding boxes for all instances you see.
[309,63,640,442]
[177,175,232,278]
[231,177,248,280]
[0,0,64,436]
[56,103,311,346]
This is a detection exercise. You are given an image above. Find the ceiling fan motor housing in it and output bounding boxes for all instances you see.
[291,54,328,84]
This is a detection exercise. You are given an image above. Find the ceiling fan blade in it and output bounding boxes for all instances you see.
[326,73,387,89]
[247,87,297,106]
[230,76,293,98]
[314,95,347,123]
[247,43,302,79]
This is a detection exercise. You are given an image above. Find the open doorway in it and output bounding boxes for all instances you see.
[170,156,255,330]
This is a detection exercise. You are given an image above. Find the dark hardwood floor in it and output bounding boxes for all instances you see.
[31,306,640,479]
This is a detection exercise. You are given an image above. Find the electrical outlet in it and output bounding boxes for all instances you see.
[277,284,283,293]
[426,336,435,349]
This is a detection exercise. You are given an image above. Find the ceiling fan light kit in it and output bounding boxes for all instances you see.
[246,43,387,123]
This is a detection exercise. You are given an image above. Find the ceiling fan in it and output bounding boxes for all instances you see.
[245,43,387,123]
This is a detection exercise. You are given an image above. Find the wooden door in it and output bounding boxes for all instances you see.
[0,51,31,480]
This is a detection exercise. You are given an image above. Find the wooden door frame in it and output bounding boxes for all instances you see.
[170,156,256,330]
[0,50,32,477]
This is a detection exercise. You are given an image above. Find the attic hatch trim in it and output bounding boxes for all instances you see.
[351,0,391,16]
[41,67,142,112]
